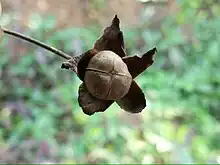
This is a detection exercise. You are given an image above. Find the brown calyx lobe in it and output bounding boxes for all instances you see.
[94,15,126,58]
[77,49,99,81]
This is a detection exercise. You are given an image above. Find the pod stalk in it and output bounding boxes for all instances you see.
[2,27,72,60]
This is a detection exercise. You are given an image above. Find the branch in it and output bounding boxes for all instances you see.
[141,0,168,6]
[2,27,72,60]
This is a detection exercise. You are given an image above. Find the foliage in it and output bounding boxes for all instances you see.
[0,0,220,163]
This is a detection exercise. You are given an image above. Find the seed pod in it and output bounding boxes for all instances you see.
[84,50,132,100]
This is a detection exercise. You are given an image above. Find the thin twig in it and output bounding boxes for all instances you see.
[2,27,72,60]
[142,0,168,6]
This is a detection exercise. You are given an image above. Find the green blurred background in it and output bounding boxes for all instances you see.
[0,0,220,163]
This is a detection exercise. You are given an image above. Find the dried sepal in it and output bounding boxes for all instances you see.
[78,83,113,115]
[61,49,97,74]
[94,15,126,58]
[76,49,98,81]
[116,81,146,113]
[122,47,157,79]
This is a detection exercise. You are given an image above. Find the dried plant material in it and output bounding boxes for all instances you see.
[46,15,156,115]
[61,15,126,73]
[0,3,157,116]
[61,55,81,73]
[122,47,157,79]
[1,13,156,116]
[75,16,157,115]
[84,50,132,100]
[77,49,99,81]
[78,83,113,115]
[94,15,126,58]
[116,81,146,113]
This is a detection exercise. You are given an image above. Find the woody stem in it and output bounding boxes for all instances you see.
[2,27,72,60]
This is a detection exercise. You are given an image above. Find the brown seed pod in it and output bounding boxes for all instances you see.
[0,12,157,116]
[84,50,132,100]
[62,15,157,115]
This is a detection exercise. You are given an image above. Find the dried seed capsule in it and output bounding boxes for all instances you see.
[84,50,132,100]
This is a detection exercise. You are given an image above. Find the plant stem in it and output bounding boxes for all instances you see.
[2,27,72,60]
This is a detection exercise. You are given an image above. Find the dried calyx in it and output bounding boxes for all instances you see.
[75,15,157,115]
[0,10,157,116]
